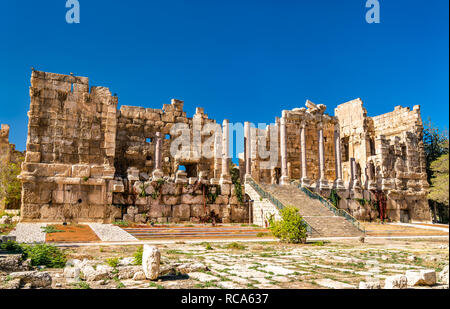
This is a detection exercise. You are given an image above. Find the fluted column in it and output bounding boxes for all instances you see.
[318,122,328,189]
[351,157,361,189]
[334,125,344,188]
[244,122,251,178]
[220,119,231,184]
[280,117,289,185]
[300,122,310,187]
[152,131,163,179]
[213,132,221,179]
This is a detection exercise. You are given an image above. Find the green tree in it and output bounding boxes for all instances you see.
[0,156,23,209]
[428,140,449,206]
[423,120,449,222]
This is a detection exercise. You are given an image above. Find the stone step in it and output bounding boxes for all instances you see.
[259,183,364,237]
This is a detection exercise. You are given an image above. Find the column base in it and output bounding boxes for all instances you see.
[220,174,232,185]
[280,176,290,186]
[301,177,311,187]
[210,178,220,185]
[368,180,377,190]
[244,174,253,183]
[152,169,164,180]
[175,170,188,184]
[319,179,329,190]
[352,180,362,190]
[334,179,345,190]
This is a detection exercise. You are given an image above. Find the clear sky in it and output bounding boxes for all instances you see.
[1,0,448,160]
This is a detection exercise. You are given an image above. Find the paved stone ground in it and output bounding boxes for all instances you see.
[48,237,448,289]
[8,223,47,243]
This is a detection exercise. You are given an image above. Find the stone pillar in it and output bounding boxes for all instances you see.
[280,117,289,185]
[220,119,231,184]
[351,158,361,189]
[152,132,163,179]
[244,122,251,179]
[318,122,328,189]
[334,125,344,189]
[300,122,310,187]
[213,132,221,179]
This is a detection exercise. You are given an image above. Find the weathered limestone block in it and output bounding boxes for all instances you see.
[439,266,449,285]
[72,165,90,178]
[173,204,191,220]
[384,275,408,289]
[405,269,436,286]
[181,194,204,205]
[162,195,180,205]
[25,152,41,163]
[190,205,204,218]
[9,271,52,289]
[148,204,163,218]
[142,245,160,280]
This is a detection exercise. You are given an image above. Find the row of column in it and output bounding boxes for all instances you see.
[282,119,344,188]
[154,120,232,182]
[244,118,344,188]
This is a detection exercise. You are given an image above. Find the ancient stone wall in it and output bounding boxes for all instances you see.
[334,99,430,222]
[19,70,247,223]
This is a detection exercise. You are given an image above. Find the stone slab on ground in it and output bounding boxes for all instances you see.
[188,272,220,283]
[316,278,355,289]
[87,224,137,242]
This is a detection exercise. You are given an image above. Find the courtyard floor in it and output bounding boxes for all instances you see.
[50,237,449,289]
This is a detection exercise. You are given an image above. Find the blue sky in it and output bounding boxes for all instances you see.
[1,0,448,160]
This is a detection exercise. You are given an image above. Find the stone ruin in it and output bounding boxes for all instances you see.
[14,70,431,223]
[18,70,247,223]
[243,99,431,222]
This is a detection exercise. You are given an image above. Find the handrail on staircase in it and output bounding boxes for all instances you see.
[296,183,365,234]
[245,177,316,235]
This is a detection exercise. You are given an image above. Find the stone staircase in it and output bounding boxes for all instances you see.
[259,183,364,237]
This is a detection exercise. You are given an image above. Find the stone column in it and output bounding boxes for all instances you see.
[244,122,251,179]
[220,119,231,184]
[300,122,310,187]
[213,132,221,179]
[280,117,289,185]
[351,158,361,189]
[334,125,344,189]
[318,122,328,189]
[152,132,163,179]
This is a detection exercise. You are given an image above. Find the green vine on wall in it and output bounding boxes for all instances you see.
[207,185,221,204]
[328,189,341,208]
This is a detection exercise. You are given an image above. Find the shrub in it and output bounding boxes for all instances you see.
[133,246,143,265]
[22,243,67,268]
[268,206,308,244]
[205,243,214,250]
[0,240,24,254]
[224,242,246,250]
[106,257,120,268]
[113,220,129,227]
[41,225,64,234]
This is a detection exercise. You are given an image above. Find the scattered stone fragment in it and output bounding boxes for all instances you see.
[142,245,160,280]
[405,269,436,286]
[9,271,52,289]
[384,275,408,289]
[439,266,449,285]
[63,266,80,279]
[359,278,381,289]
